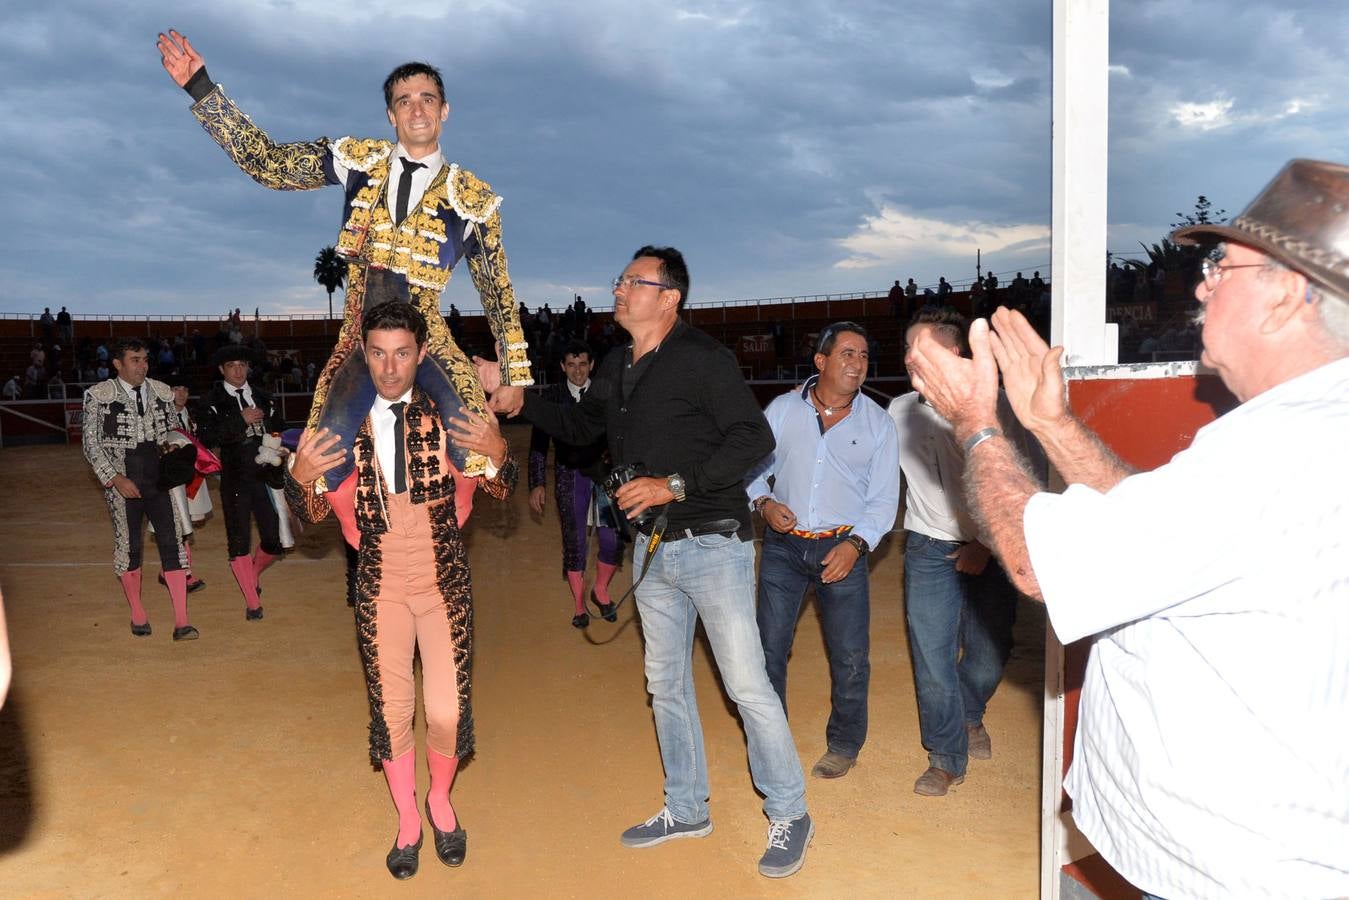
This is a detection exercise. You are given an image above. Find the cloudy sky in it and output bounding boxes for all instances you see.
[3,0,1347,318]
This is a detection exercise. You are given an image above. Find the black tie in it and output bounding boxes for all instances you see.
[134,385,145,416]
[390,401,407,494]
[235,389,250,410]
[395,159,425,224]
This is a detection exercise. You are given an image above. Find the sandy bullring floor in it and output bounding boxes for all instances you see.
[0,433,1045,898]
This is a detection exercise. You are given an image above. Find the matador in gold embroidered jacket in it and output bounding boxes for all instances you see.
[179,67,533,487]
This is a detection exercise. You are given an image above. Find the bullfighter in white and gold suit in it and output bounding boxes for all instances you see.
[82,338,197,641]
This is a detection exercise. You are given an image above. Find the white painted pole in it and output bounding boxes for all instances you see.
[1044,2,1114,898]
[1051,0,1115,366]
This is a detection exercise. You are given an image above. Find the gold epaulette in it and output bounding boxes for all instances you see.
[331,136,393,173]
[448,165,503,224]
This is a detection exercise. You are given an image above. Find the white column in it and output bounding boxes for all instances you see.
[1044,2,1114,898]
[1051,0,1115,366]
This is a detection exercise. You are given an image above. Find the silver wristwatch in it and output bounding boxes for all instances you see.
[666,473,687,502]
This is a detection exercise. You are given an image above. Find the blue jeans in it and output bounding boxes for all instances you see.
[633,530,807,824]
[903,532,1017,777]
[756,530,870,758]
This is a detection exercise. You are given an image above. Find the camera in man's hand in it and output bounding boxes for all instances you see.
[601,463,665,529]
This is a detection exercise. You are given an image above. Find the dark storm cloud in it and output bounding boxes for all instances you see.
[1,0,1345,316]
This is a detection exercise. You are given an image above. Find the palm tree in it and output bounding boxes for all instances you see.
[313,246,347,320]
[1127,197,1230,276]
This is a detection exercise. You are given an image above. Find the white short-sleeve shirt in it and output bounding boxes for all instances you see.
[1024,358,1349,898]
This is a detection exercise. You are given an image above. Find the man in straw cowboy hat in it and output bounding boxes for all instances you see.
[904,159,1349,898]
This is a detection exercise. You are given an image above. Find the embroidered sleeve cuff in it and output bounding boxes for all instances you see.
[478,451,518,502]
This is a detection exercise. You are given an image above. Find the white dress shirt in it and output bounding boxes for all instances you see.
[1024,358,1349,898]
[115,377,156,443]
[332,143,445,224]
[370,388,413,494]
[224,382,263,437]
[223,383,255,409]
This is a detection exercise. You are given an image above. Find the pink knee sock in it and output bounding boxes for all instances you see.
[381,750,422,847]
[183,542,196,581]
[595,562,618,604]
[162,569,190,629]
[119,569,147,625]
[252,547,279,579]
[229,556,261,610]
[566,571,585,614]
[427,748,460,831]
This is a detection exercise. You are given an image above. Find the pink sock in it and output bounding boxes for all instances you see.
[595,562,618,604]
[252,547,279,579]
[427,748,460,831]
[566,571,585,614]
[229,556,261,610]
[163,570,190,629]
[381,750,422,847]
[119,569,147,625]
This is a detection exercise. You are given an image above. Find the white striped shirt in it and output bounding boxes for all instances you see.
[1025,357,1349,898]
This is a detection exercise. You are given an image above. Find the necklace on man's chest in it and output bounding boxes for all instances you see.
[812,387,856,417]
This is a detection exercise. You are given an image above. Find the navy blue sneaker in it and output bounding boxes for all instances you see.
[758,813,813,878]
[620,807,713,848]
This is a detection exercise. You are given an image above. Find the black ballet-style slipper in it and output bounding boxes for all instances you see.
[425,798,467,867]
[385,830,423,879]
[130,621,152,637]
[592,590,618,622]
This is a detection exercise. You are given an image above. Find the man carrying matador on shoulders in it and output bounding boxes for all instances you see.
[157,29,533,491]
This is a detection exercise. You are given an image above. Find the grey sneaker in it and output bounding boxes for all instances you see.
[967,722,992,760]
[620,807,713,848]
[758,813,813,878]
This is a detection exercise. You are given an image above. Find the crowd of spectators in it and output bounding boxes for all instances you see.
[3,271,1202,407]
[519,295,623,385]
[3,307,324,403]
[886,266,1202,363]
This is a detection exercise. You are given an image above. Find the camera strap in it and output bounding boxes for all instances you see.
[586,507,668,622]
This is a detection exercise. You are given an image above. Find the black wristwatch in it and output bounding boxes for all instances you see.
[846,534,869,554]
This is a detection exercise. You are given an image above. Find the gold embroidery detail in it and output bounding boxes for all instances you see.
[464,209,533,387]
[192,86,328,191]
[331,136,392,172]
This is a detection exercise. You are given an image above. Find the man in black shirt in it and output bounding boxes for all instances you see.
[484,246,813,878]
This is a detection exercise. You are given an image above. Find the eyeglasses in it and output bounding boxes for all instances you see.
[611,275,672,291]
[1199,259,1264,289]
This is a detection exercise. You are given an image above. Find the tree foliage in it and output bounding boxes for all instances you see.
[1170,195,1227,230]
[1127,196,1228,272]
[313,246,346,318]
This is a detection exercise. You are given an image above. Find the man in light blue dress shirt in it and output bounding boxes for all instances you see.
[748,322,900,779]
